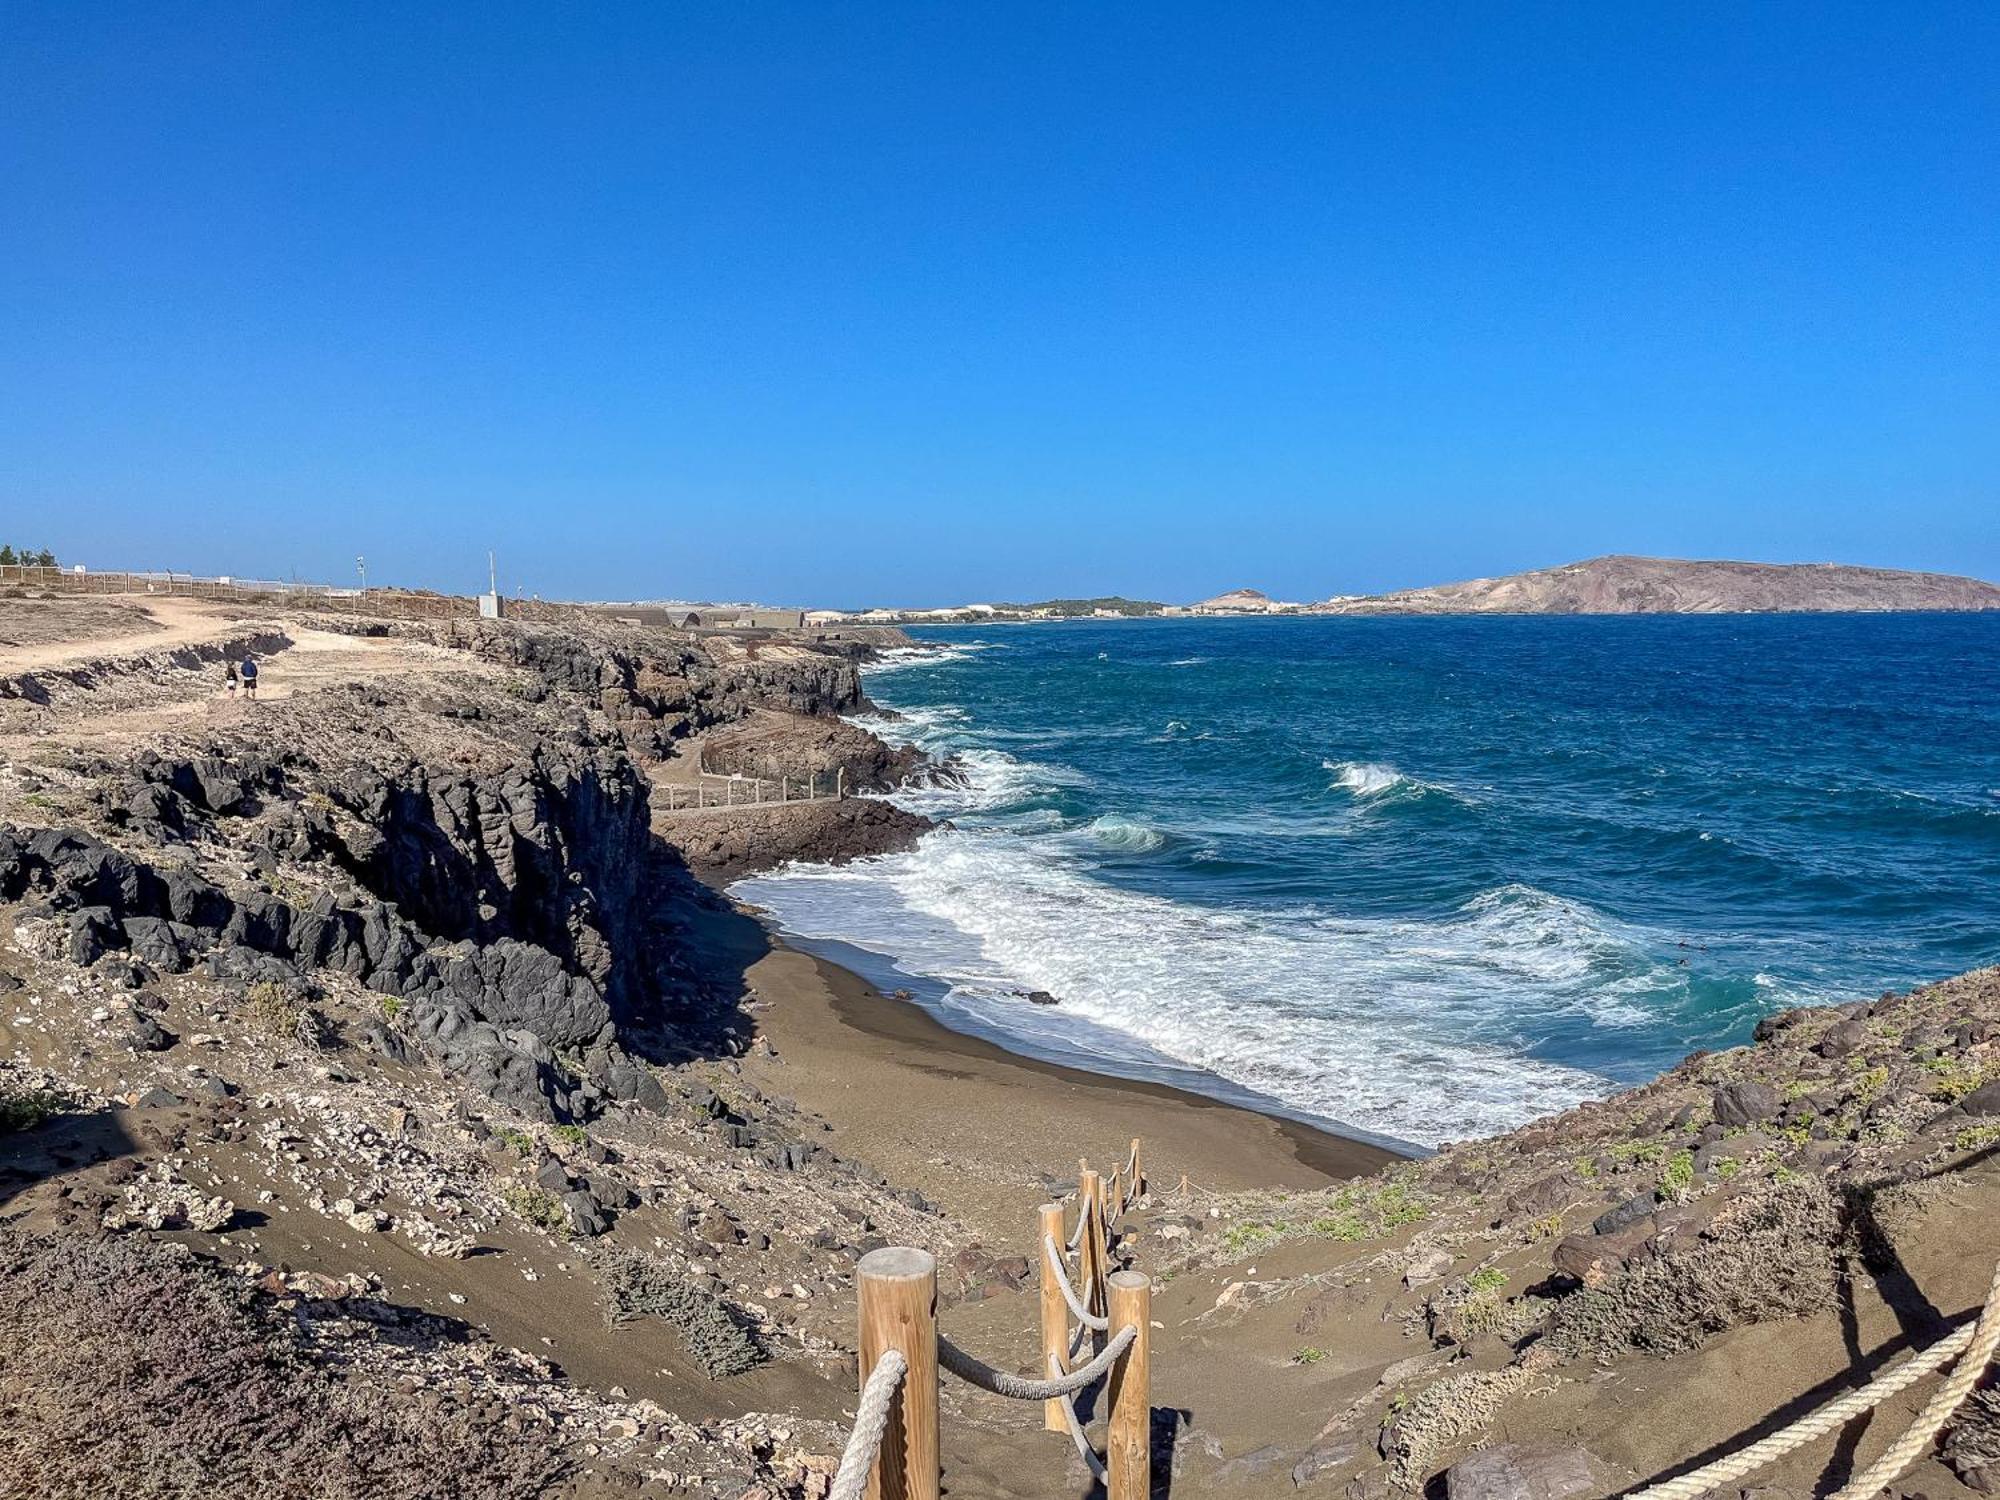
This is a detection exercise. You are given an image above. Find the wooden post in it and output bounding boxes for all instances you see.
[1106,1270,1152,1500]
[837,765,846,799]
[857,1247,939,1500]
[1130,1136,1145,1204]
[1078,1168,1107,1343]
[1037,1201,1069,1432]
[1110,1163,1124,1217]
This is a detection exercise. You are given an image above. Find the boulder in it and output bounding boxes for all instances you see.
[1500,1173,1573,1225]
[1961,1080,2000,1117]
[1592,1193,1657,1236]
[1552,1218,1657,1284]
[1712,1081,1781,1127]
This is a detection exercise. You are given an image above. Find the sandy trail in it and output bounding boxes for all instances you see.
[0,594,511,753]
[0,595,252,670]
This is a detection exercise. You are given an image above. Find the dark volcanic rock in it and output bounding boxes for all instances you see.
[1712,1081,1781,1127]
[667,797,932,883]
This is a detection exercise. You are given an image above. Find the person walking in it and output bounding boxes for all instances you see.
[225,661,238,698]
[240,655,259,702]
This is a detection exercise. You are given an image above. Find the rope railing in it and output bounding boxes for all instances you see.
[835,1139,1152,1500]
[938,1323,1136,1400]
[1050,1351,1110,1482]
[1046,1233,1109,1331]
[829,1147,1997,1500]
[1623,1258,2000,1500]
[829,1349,909,1500]
[1067,1194,1091,1251]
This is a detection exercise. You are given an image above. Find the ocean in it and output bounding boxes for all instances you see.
[732,614,2000,1150]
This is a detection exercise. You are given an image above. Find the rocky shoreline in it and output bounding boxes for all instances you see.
[1,593,1996,1500]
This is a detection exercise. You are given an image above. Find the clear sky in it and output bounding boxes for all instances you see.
[3,4,1995,606]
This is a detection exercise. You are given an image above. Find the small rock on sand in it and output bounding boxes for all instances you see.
[1446,1445,1610,1500]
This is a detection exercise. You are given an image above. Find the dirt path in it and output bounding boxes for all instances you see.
[0,594,514,755]
[0,595,249,671]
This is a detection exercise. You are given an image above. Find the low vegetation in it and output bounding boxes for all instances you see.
[600,1251,765,1379]
[0,1228,564,1498]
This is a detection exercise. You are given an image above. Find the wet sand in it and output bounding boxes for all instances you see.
[730,912,1402,1249]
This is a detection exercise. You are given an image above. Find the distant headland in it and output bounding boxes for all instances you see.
[804,554,2000,623]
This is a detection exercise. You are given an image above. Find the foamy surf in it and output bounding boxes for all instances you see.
[776,616,1991,1147]
[736,836,1634,1145]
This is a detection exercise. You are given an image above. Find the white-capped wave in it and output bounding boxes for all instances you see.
[1168,656,1210,667]
[862,641,1000,676]
[735,831,1672,1145]
[1323,759,1468,804]
[1329,761,1406,797]
[1085,816,1169,853]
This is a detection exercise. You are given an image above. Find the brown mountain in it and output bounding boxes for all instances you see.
[1313,553,2000,615]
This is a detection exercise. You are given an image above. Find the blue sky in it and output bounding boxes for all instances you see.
[3,3,1994,606]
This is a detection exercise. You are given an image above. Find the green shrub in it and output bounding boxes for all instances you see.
[499,1184,567,1234]
[0,1084,59,1133]
[1659,1149,1696,1203]
[1954,1123,2000,1153]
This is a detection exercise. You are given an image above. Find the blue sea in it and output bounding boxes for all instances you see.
[734,615,2000,1150]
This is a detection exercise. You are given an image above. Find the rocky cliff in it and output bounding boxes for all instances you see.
[0,599,954,1497]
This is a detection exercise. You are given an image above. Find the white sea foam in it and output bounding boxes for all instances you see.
[1323,759,1474,805]
[773,676,1687,1143]
[1168,656,1210,667]
[861,641,1000,676]
[736,829,1662,1145]
[1328,761,1407,797]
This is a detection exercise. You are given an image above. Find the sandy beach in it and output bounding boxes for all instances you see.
[699,894,1402,1251]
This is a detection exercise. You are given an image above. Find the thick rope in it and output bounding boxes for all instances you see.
[829,1349,909,1500]
[938,1323,1137,1401]
[1050,1352,1108,1481]
[1830,1260,2000,1500]
[1067,1194,1091,1251]
[1624,1304,1991,1500]
[1069,1318,1090,1361]
[1046,1233,1110,1331]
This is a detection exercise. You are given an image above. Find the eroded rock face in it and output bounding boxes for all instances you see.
[0,779,657,1124]
[452,622,871,760]
[662,798,932,884]
[699,709,926,793]
[4,613,934,1125]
